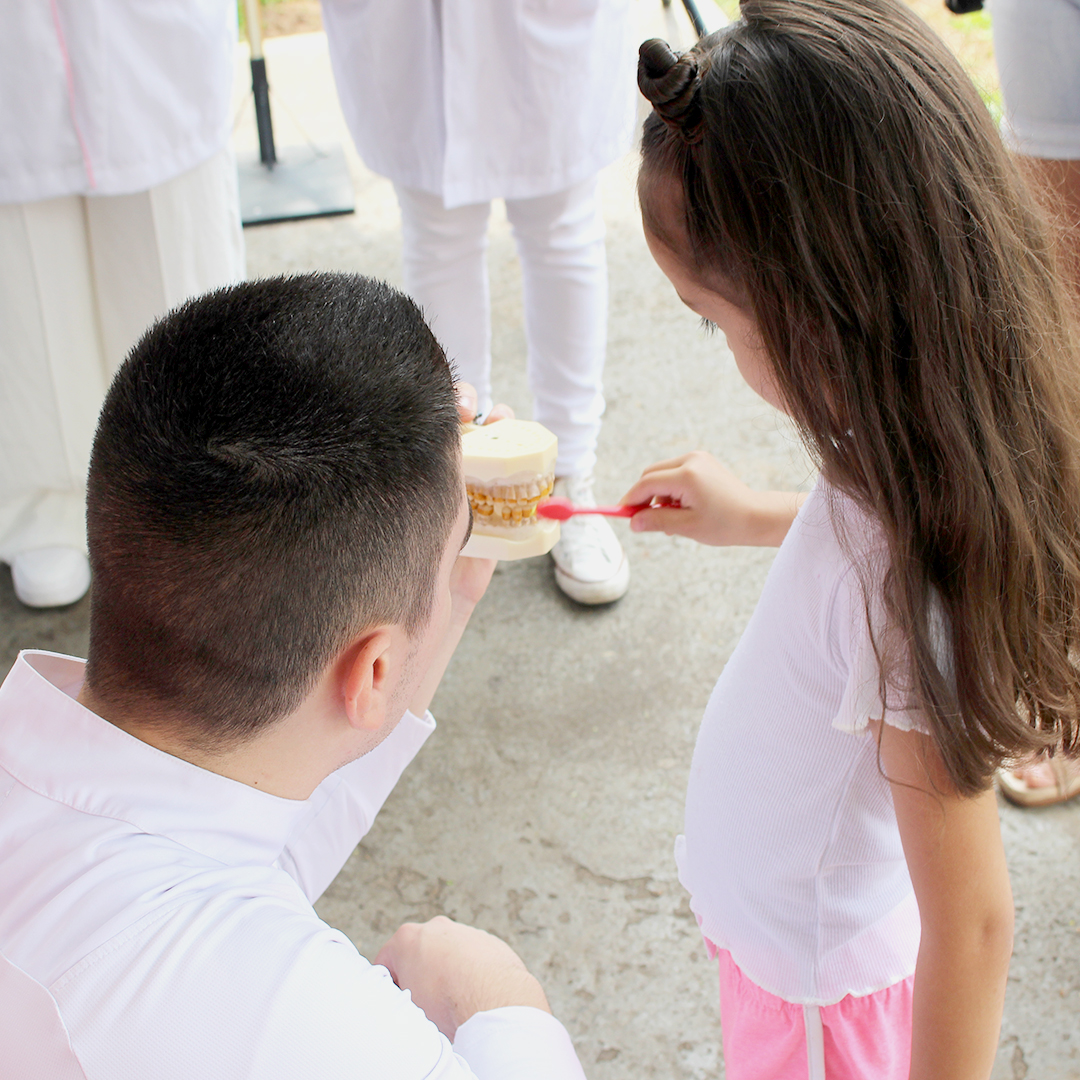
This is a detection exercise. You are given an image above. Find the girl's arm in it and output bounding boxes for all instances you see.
[620,450,805,547]
[876,722,1014,1080]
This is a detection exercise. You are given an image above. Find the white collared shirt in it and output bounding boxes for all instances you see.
[0,651,585,1080]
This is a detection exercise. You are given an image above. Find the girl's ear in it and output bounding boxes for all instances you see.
[341,630,395,732]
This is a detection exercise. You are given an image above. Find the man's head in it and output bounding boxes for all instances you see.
[85,273,463,749]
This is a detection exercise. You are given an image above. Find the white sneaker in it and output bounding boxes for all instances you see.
[11,546,91,608]
[550,475,630,605]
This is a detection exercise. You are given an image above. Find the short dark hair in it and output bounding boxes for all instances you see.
[85,273,462,747]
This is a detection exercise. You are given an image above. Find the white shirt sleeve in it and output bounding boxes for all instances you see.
[277,710,437,902]
[248,933,585,1080]
[453,1009,588,1080]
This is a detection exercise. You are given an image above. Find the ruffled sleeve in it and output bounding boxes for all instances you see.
[829,561,950,739]
[831,609,931,735]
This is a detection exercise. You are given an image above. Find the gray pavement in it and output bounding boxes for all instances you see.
[3,9,1078,1077]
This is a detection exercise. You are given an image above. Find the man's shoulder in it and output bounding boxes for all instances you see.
[0,802,327,990]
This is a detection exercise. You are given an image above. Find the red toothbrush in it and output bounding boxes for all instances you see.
[536,496,649,521]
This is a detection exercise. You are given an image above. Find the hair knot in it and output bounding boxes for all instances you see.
[637,38,705,145]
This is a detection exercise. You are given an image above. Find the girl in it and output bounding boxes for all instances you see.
[624,3,1080,1078]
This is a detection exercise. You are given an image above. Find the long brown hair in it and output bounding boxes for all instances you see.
[638,0,1080,794]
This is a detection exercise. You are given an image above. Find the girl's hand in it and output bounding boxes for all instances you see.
[621,450,804,547]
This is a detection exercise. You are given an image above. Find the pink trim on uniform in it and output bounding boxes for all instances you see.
[714,947,913,1080]
[48,0,96,189]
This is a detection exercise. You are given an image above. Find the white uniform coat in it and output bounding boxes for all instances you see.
[0,652,587,1080]
[0,0,236,204]
[320,0,637,208]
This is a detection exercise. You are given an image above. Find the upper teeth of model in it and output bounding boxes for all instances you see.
[462,419,559,533]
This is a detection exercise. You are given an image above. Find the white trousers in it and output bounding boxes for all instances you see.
[395,178,608,478]
[0,148,245,562]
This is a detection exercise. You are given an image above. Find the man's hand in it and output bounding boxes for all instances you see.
[621,450,805,547]
[456,382,514,426]
[407,550,496,718]
[449,553,496,611]
[375,916,550,1041]
[406,384,516,717]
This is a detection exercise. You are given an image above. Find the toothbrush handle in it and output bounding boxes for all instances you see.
[589,504,646,518]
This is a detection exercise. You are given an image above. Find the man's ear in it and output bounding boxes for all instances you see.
[341,629,396,732]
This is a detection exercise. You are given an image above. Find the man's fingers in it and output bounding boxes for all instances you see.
[451,556,497,607]
[456,382,479,423]
[455,383,514,425]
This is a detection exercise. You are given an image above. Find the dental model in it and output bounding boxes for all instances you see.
[460,419,560,560]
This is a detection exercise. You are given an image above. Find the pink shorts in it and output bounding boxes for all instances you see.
[715,947,914,1080]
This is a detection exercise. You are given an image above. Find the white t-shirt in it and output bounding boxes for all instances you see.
[678,482,936,1006]
[0,651,585,1080]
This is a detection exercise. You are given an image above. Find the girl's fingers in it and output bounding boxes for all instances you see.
[620,467,692,508]
[484,403,515,423]
[637,453,694,478]
[630,504,694,535]
[624,451,720,505]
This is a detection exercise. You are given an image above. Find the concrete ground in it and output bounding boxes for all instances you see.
[3,7,1078,1077]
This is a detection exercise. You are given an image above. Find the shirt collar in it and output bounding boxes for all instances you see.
[0,651,320,866]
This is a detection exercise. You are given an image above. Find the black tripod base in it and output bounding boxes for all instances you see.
[238,144,355,227]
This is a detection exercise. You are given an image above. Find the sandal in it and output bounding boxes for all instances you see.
[997,753,1080,808]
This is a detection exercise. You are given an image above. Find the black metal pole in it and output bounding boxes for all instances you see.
[245,0,276,168]
[250,57,276,167]
[681,0,707,37]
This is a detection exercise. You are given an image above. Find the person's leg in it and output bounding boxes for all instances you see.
[0,148,246,608]
[395,185,494,414]
[505,179,628,603]
[0,195,105,605]
[993,0,1080,292]
[87,146,246,374]
[993,0,1080,801]
[504,178,607,479]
